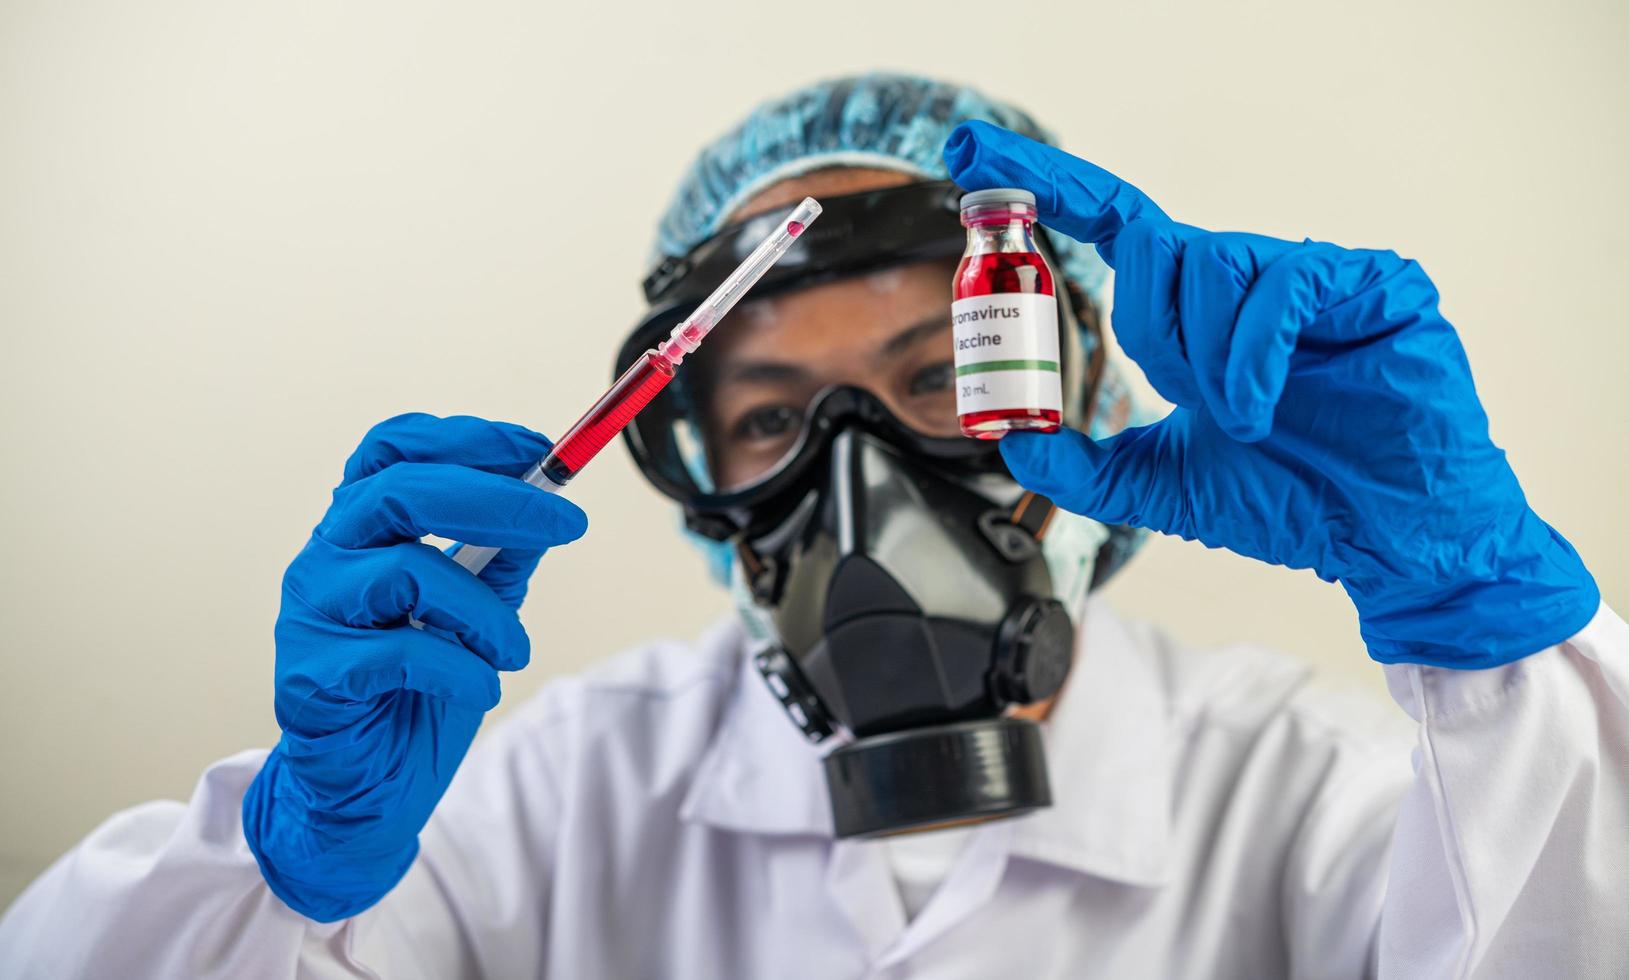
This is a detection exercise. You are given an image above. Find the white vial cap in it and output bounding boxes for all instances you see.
[959,187,1037,210]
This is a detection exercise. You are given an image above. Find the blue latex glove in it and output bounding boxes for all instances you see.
[242,414,587,921]
[946,121,1598,668]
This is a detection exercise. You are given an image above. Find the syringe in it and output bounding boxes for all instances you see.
[450,196,823,575]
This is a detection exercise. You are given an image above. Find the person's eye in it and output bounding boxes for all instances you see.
[908,361,955,396]
[732,404,802,442]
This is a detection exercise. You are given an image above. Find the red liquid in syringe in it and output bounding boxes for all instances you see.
[538,350,675,484]
[443,196,819,582]
[535,208,814,485]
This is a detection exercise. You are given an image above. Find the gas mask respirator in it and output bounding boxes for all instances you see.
[621,182,1136,837]
[741,389,1078,836]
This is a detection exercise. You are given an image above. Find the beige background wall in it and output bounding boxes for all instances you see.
[2,0,1624,908]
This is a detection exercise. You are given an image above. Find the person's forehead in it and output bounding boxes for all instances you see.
[721,261,951,360]
[740,262,946,318]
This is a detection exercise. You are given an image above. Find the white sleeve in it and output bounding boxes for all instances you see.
[1377,602,1629,978]
[0,750,389,980]
[0,700,562,980]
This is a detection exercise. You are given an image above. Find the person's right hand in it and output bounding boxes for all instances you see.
[241,413,588,922]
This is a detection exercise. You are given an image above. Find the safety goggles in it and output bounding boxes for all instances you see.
[619,181,1100,533]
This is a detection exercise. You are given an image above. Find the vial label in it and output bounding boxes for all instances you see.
[951,293,1062,415]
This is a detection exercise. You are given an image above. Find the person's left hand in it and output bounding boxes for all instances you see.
[945,121,1597,669]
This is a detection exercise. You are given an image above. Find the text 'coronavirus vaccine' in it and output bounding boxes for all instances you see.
[951,188,1063,439]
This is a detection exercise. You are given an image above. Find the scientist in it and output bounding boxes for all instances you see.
[1,74,1624,979]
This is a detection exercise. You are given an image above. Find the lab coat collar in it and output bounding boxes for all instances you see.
[678,630,836,837]
[1005,600,1175,886]
[679,598,1175,886]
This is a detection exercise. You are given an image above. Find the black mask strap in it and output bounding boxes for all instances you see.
[1010,492,1057,541]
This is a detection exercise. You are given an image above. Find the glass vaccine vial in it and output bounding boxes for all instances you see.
[951,188,1062,439]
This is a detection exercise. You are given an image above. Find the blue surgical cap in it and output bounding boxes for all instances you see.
[651,72,1112,305]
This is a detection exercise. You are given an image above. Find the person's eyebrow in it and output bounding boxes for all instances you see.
[718,360,810,385]
[876,312,951,358]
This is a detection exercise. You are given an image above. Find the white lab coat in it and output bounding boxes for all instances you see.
[2,598,1626,979]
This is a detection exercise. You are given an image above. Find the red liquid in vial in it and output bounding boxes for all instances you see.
[787,220,805,236]
[953,251,1061,439]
